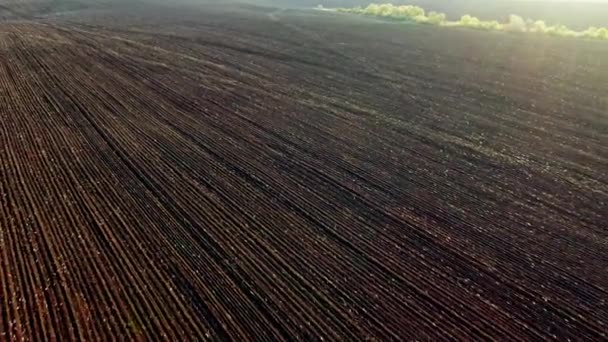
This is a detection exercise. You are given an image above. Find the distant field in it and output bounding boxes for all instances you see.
[1,2,607,340]
[256,0,608,29]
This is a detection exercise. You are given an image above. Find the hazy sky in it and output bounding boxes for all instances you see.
[521,0,608,1]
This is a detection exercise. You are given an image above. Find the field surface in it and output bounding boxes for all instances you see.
[1,2,607,340]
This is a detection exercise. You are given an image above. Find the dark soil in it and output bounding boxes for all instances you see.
[1,3,606,340]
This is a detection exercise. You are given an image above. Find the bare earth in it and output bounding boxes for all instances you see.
[1,3,607,340]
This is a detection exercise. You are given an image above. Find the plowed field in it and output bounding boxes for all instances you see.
[1,4,607,340]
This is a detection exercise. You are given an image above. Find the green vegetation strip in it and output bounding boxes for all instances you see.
[333,3,608,40]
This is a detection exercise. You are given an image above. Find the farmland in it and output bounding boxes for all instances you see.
[1,2,607,340]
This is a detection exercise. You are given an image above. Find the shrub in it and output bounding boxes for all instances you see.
[504,15,527,32]
[582,27,608,39]
[426,11,446,25]
[456,15,501,30]
[545,24,577,37]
